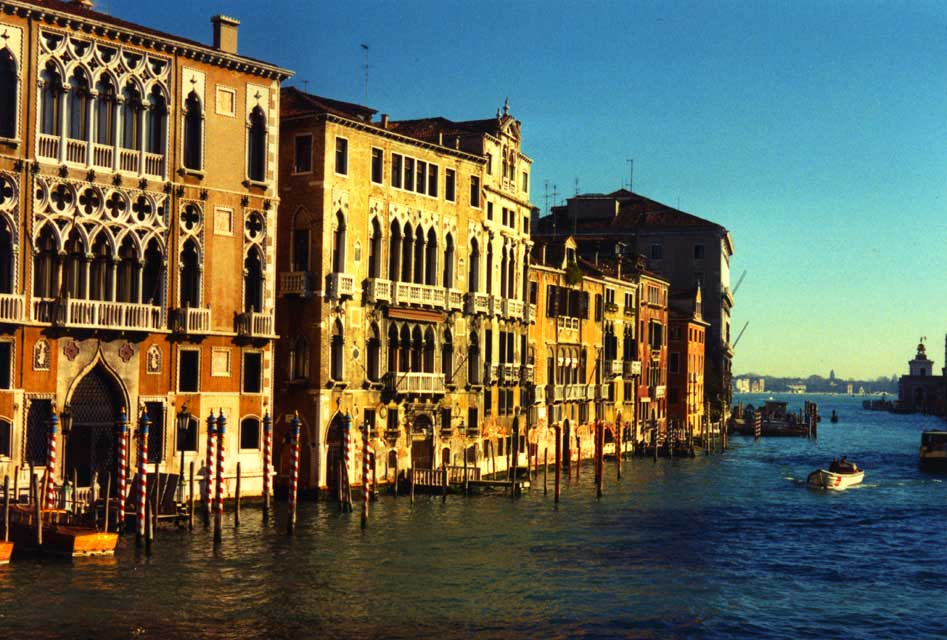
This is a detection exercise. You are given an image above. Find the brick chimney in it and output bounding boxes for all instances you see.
[72,0,95,8]
[212,15,240,54]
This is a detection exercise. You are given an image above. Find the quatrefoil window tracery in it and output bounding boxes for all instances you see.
[181,203,201,233]
[132,195,152,223]
[78,187,102,216]
[0,176,16,210]
[245,211,264,242]
[50,184,74,212]
[106,191,127,220]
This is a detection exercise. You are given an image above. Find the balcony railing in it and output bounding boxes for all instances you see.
[38,133,60,160]
[485,363,500,384]
[392,281,445,308]
[624,360,641,376]
[565,384,586,401]
[503,299,524,319]
[464,292,490,315]
[235,310,273,338]
[597,384,611,401]
[327,272,355,300]
[520,364,534,383]
[280,271,311,297]
[92,143,113,168]
[446,288,464,311]
[655,385,666,399]
[119,148,139,174]
[605,302,620,314]
[551,384,565,402]
[170,307,210,334]
[557,316,580,331]
[365,278,392,304]
[65,138,87,164]
[489,295,502,316]
[0,294,25,323]
[606,359,623,377]
[32,297,162,331]
[533,384,546,405]
[144,152,163,177]
[387,371,446,395]
[528,303,536,324]
[624,305,635,317]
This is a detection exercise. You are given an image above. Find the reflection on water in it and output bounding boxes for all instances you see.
[2,395,946,639]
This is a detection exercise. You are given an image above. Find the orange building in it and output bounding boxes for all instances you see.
[0,0,290,495]
[636,271,670,443]
[668,288,708,443]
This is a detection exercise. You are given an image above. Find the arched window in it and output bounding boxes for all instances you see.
[180,238,200,307]
[413,227,424,284]
[388,220,401,281]
[182,91,202,170]
[239,416,261,450]
[88,233,111,301]
[62,230,86,298]
[0,49,16,139]
[500,244,508,297]
[0,217,13,294]
[247,106,266,181]
[40,62,63,136]
[94,75,116,145]
[0,418,10,457]
[442,330,453,384]
[290,335,309,380]
[33,226,59,298]
[367,322,380,382]
[399,325,411,372]
[331,210,345,273]
[291,209,310,273]
[121,82,142,150]
[400,224,413,283]
[387,325,399,373]
[486,242,493,294]
[116,235,139,303]
[330,320,344,381]
[468,238,480,292]
[244,247,264,312]
[442,233,454,289]
[368,218,382,279]
[425,228,437,286]
[68,68,90,141]
[467,332,480,384]
[142,238,163,306]
[508,250,516,299]
[411,326,423,372]
[146,86,166,155]
[423,327,435,373]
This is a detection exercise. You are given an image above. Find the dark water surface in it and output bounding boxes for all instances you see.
[2,394,945,639]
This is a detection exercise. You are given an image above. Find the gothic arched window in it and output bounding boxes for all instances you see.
[243,247,264,312]
[367,322,380,382]
[468,238,480,293]
[425,228,437,286]
[95,75,116,145]
[388,220,401,281]
[88,233,111,301]
[443,233,454,289]
[62,230,86,299]
[33,226,59,298]
[121,83,142,150]
[142,238,163,306]
[68,68,90,141]
[442,329,453,383]
[116,235,139,303]
[331,210,345,273]
[400,224,413,283]
[330,320,344,381]
[368,218,382,279]
[247,106,266,181]
[413,227,424,284]
[40,62,63,136]
[146,86,167,155]
[183,90,202,170]
[423,327,435,373]
[180,238,200,307]
[0,217,13,294]
[0,49,17,139]
[467,332,480,385]
[290,335,309,380]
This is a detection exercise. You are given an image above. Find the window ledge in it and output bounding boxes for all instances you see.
[179,167,205,179]
[243,179,269,190]
[0,137,20,149]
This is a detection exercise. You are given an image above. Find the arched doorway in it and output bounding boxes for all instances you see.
[66,364,124,487]
[410,414,433,470]
[325,413,346,501]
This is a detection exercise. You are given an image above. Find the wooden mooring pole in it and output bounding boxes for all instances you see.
[543,448,548,495]
[409,468,415,504]
[214,409,226,545]
[361,424,370,529]
[616,423,622,480]
[103,473,111,533]
[3,475,9,542]
[287,412,300,536]
[34,473,42,547]
[554,424,562,504]
[188,461,195,530]
[234,462,241,528]
[441,465,448,503]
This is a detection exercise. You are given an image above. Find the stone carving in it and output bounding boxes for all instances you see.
[33,338,50,370]
[146,344,161,374]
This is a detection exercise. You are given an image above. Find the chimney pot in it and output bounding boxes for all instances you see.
[381,113,389,129]
[212,15,240,55]
[72,0,94,7]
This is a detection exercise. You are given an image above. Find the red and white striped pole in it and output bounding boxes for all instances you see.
[204,411,216,527]
[343,414,352,513]
[262,411,272,520]
[135,409,150,548]
[45,409,58,510]
[117,408,128,533]
[214,408,226,544]
[361,422,370,528]
[287,411,300,535]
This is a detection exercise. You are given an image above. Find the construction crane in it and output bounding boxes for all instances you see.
[732,321,749,349]
[732,270,747,296]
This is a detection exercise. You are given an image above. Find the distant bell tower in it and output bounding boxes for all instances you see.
[909,338,934,377]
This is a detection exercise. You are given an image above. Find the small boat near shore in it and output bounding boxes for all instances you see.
[9,505,118,557]
[807,459,864,491]
[919,431,947,470]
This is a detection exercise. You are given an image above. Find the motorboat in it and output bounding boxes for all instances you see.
[807,458,864,490]
[919,431,947,470]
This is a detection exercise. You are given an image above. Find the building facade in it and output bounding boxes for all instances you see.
[274,90,534,493]
[668,288,708,442]
[0,0,290,495]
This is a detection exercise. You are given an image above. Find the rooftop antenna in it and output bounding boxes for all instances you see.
[626,158,634,191]
[573,178,579,236]
[732,270,748,295]
[551,184,559,237]
[543,180,550,217]
[302,79,309,93]
[360,43,369,103]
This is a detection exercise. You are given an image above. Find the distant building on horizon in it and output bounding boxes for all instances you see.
[898,338,945,415]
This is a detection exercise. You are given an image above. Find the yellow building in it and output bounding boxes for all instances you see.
[0,0,290,496]
[275,90,534,493]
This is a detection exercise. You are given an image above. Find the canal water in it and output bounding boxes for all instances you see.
[1,394,945,639]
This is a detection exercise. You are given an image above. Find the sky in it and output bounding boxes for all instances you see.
[103,0,945,380]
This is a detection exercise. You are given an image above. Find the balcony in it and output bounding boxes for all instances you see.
[37,133,60,160]
[520,364,534,384]
[387,371,446,395]
[37,133,165,178]
[464,292,490,315]
[0,294,25,323]
[533,384,546,405]
[280,271,311,297]
[655,385,666,399]
[550,384,564,402]
[605,302,620,314]
[392,281,445,308]
[365,278,392,304]
[327,272,355,300]
[485,363,500,384]
[565,384,586,401]
[624,360,642,376]
[33,297,162,331]
[606,359,623,377]
[490,295,502,316]
[235,310,274,338]
[528,303,536,324]
[65,138,87,164]
[597,384,611,401]
[503,299,524,319]
[624,305,635,317]
[501,363,516,382]
[557,316,580,331]
[584,384,597,401]
[446,288,464,311]
[170,307,210,335]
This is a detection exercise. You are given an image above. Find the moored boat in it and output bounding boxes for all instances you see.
[0,540,12,564]
[919,431,947,470]
[807,458,864,490]
[9,505,118,557]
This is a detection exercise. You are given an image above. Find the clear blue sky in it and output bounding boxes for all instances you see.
[107,0,945,380]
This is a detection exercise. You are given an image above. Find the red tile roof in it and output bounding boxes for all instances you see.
[280,86,376,121]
